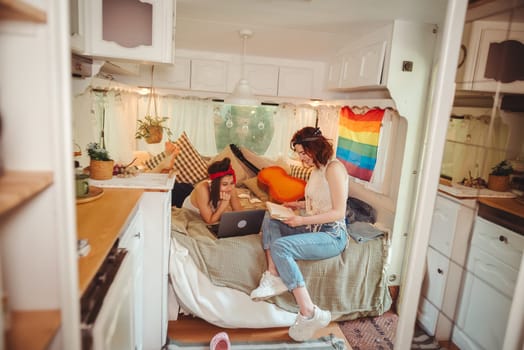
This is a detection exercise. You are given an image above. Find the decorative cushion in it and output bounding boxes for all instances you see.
[172,132,209,184]
[290,164,313,181]
[242,176,269,202]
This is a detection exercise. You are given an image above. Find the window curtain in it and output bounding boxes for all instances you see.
[265,103,318,159]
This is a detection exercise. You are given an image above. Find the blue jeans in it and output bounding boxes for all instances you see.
[261,212,348,290]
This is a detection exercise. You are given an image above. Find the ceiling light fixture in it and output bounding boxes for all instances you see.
[225,29,260,106]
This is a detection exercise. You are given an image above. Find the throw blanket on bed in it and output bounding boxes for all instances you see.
[170,207,392,321]
[336,107,385,181]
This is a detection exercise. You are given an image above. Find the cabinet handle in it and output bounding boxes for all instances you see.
[499,235,507,243]
[135,232,142,239]
[437,268,444,275]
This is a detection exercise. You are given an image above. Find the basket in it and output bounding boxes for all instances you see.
[145,125,163,144]
[487,174,509,192]
[89,159,114,180]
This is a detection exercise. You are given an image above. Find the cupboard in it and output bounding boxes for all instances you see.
[71,0,176,64]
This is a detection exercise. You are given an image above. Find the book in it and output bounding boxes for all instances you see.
[266,201,295,221]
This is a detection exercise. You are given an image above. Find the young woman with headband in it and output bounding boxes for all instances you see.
[182,157,243,224]
[250,126,349,341]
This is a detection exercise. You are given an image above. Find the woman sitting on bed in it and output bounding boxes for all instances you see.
[182,157,243,224]
[250,126,349,342]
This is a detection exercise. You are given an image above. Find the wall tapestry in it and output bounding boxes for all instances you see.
[336,106,385,181]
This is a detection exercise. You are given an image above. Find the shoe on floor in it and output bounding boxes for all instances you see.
[210,331,230,350]
[250,271,288,301]
[288,305,331,342]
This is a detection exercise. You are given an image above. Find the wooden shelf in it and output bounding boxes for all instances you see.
[0,171,53,216]
[5,310,61,350]
[0,0,47,23]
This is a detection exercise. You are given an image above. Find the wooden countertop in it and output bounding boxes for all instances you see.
[478,197,524,219]
[76,188,143,295]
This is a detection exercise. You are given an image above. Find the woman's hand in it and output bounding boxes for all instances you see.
[283,201,305,209]
[283,214,304,227]
[218,191,232,209]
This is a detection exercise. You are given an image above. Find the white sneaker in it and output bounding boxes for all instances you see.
[288,306,331,342]
[250,271,288,301]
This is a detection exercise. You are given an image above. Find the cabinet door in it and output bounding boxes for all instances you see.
[83,0,174,64]
[277,66,313,98]
[339,51,360,88]
[423,247,449,308]
[245,63,279,96]
[462,21,524,93]
[191,59,228,92]
[454,271,512,350]
[429,196,459,257]
[153,57,191,89]
[119,211,144,350]
[358,40,387,86]
[326,56,342,89]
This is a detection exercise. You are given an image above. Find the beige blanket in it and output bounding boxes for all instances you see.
[171,207,392,321]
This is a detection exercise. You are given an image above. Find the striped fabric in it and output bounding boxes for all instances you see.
[336,107,385,181]
[172,132,209,184]
[144,151,167,170]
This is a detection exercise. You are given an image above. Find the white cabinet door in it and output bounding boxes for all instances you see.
[459,20,524,93]
[191,59,228,92]
[119,210,144,350]
[339,51,361,88]
[358,40,387,86]
[423,247,449,308]
[429,196,459,257]
[154,57,191,89]
[278,66,313,98]
[453,271,512,350]
[326,56,342,89]
[245,63,279,96]
[82,0,175,64]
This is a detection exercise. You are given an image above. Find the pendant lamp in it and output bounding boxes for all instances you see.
[225,29,260,106]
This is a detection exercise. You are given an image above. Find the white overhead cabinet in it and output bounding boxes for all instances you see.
[73,0,176,64]
[326,20,434,90]
[456,20,524,93]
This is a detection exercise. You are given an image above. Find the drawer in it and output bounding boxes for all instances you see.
[471,217,524,269]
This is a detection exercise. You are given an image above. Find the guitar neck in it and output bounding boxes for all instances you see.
[229,144,260,174]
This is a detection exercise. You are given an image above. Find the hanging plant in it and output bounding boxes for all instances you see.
[135,115,173,144]
[135,66,173,144]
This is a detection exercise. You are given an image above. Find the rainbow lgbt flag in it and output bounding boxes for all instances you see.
[336,106,385,181]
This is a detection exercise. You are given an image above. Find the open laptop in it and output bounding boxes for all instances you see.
[207,209,266,238]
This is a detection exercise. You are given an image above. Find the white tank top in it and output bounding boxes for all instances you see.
[304,158,348,217]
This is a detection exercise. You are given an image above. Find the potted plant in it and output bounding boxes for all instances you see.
[135,115,173,144]
[488,160,513,192]
[87,142,114,180]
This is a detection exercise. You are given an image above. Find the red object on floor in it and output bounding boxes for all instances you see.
[210,331,231,350]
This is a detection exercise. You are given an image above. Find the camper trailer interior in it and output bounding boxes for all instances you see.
[0,0,523,349]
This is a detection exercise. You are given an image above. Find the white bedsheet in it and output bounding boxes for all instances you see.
[168,238,297,328]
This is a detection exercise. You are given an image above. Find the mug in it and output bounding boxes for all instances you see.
[75,173,90,198]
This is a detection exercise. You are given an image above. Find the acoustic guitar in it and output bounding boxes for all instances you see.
[229,144,306,203]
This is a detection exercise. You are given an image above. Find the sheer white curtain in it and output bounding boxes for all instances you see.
[265,103,318,159]
[135,94,217,156]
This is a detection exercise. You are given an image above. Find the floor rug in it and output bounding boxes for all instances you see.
[166,333,347,350]
[338,312,444,350]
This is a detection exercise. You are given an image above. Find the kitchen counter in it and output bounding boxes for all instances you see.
[477,197,524,235]
[76,187,143,295]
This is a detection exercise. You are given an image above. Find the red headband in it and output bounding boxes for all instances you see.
[209,166,236,184]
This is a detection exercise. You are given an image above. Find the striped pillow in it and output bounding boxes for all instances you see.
[290,164,313,181]
[172,132,208,184]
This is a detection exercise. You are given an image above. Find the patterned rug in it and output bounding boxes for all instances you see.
[338,312,444,350]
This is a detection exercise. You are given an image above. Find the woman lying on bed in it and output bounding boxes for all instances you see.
[182,157,243,224]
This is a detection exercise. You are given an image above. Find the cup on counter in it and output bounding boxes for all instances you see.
[75,173,90,198]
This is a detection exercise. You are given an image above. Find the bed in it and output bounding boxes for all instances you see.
[166,136,392,328]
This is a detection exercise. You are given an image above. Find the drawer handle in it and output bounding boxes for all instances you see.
[135,232,142,239]
[437,268,444,275]
[499,235,508,243]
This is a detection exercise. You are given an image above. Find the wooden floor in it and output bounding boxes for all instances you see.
[167,315,352,349]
